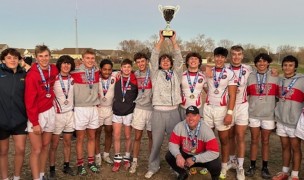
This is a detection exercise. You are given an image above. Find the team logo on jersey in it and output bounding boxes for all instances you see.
[198,78,204,83]
[222,75,227,79]
[111,79,115,84]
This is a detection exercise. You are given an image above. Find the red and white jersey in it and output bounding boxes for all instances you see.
[226,64,252,104]
[206,68,238,106]
[99,74,116,107]
[181,71,207,109]
[53,75,74,113]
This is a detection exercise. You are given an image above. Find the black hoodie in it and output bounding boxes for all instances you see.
[0,64,27,130]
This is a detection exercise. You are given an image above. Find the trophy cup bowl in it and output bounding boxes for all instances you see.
[158,5,180,38]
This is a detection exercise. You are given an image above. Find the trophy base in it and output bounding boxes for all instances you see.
[162,30,174,38]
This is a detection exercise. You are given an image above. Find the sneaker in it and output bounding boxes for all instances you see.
[103,155,113,164]
[95,155,101,167]
[48,171,56,180]
[77,165,87,176]
[112,162,121,172]
[199,168,208,175]
[129,161,138,174]
[88,163,99,173]
[124,160,131,171]
[245,166,256,177]
[227,158,238,170]
[236,167,245,180]
[145,167,160,179]
[288,176,299,180]
[261,167,271,179]
[63,166,76,176]
[145,171,155,179]
[219,167,227,179]
[272,172,289,180]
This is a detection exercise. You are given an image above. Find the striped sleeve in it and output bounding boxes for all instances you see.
[168,122,183,157]
[195,122,220,163]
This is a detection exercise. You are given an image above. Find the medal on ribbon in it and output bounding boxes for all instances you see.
[101,76,111,101]
[256,72,267,100]
[281,77,298,102]
[85,67,95,89]
[187,71,199,99]
[185,121,201,155]
[141,69,150,97]
[213,67,225,94]
[58,74,71,105]
[121,76,131,102]
[37,64,51,98]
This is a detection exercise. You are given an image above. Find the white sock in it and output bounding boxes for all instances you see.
[133,157,138,162]
[103,152,109,157]
[291,171,299,177]
[39,172,45,179]
[222,163,228,169]
[95,153,101,158]
[125,152,130,158]
[237,158,244,168]
[13,176,21,180]
[229,155,236,161]
[282,166,289,173]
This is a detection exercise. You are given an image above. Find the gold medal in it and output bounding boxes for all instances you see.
[214,89,219,94]
[191,148,196,154]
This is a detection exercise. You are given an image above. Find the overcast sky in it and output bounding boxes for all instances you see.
[0,0,303,52]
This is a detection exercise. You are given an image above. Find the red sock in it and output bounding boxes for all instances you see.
[88,156,94,164]
[77,158,84,166]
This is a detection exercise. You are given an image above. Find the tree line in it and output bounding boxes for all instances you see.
[118,34,304,65]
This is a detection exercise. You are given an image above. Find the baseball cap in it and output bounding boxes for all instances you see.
[186,106,199,115]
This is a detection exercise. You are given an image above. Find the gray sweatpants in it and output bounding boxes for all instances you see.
[148,108,181,172]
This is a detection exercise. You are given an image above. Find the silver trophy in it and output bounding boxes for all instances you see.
[158,5,180,37]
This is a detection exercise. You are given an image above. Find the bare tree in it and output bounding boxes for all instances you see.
[183,34,215,58]
[217,39,234,49]
[118,40,148,59]
[277,45,297,63]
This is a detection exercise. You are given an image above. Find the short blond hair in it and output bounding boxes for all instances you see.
[35,45,51,56]
[82,48,95,58]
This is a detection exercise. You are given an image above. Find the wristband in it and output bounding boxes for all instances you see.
[227,110,233,115]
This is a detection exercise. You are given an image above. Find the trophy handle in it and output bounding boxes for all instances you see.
[175,5,180,14]
[158,5,163,14]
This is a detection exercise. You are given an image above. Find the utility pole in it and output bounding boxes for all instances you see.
[75,0,79,55]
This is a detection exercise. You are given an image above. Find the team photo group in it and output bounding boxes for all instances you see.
[1,30,304,180]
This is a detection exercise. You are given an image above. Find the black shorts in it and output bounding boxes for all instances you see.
[0,122,28,140]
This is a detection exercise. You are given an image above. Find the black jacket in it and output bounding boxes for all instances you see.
[0,64,27,130]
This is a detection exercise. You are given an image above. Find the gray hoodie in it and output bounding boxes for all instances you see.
[150,49,183,106]
[275,74,304,128]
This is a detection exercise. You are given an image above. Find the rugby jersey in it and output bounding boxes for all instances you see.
[180,71,207,109]
[205,67,238,106]
[53,75,74,113]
